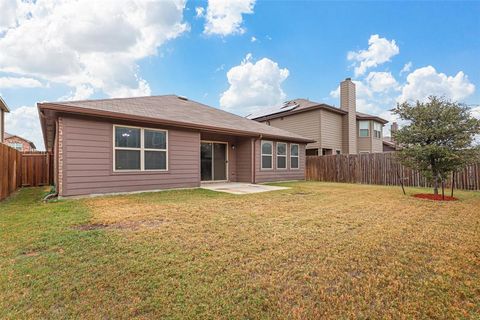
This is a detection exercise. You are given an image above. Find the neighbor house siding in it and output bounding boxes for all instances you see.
[320,110,343,153]
[265,110,320,150]
[357,121,372,153]
[0,110,4,142]
[61,116,201,197]
[254,140,305,183]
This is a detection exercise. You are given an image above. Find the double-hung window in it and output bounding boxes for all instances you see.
[276,142,287,169]
[373,122,382,139]
[9,143,23,151]
[290,144,299,169]
[114,125,167,171]
[359,121,370,137]
[261,141,273,170]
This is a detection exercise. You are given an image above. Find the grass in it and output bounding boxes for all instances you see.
[1,182,479,319]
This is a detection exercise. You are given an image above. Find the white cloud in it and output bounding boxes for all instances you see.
[365,72,399,92]
[0,77,43,89]
[195,7,205,18]
[400,62,412,75]
[203,0,255,36]
[251,36,257,42]
[0,0,188,99]
[399,66,475,102]
[5,105,44,150]
[220,53,289,114]
[0,0,18,32]
[471,105,480,120]
[347,34,399,76]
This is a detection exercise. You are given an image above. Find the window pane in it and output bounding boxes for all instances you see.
[261,141,272,155]
[262,155,272,169]
[290,144,299,156]
[359,121,369,129]
[145,130,166,149]
[277,156,286,169]
[291,157,299,169]
[359,129,369,137]
[277,143,286,155]
[115,127,140,148]
[115,150,140,170]
[145,151,167,170]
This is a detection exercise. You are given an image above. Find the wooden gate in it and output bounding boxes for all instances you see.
[21,151,53,187]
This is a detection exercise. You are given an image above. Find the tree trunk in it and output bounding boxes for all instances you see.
[433,174,439,196]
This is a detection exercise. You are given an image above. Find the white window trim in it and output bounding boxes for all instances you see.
[9,142,23,151]
[373,122,382,139]
[290,143,300,169]
[276,142,287,170]
[261,140,273,170]
[113,124,168,172]
[359,120,370,138]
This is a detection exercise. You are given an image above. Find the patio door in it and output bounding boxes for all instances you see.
[201,142,227,181]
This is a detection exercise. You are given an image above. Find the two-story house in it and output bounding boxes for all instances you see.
[248,78,388,155]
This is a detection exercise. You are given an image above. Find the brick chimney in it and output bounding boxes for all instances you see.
[391,122,398,143]
[340,78,357,154]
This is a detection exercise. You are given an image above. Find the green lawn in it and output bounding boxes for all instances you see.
[1,182,479,319]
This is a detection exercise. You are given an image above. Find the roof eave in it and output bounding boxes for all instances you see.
[38,102,313,144]
[252,103,346,122]
[0,96,10,112]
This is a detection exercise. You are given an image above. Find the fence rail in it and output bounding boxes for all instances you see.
[0,146,53,201]
[306,153,480,190]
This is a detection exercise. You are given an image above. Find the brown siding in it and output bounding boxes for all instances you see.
[236,138,253,182]
[340,80,357,154]
[264,109,320,149]
[254,140,306,183]
[61,116,201,197]
[371,122,384,153]
[320,110,343,153]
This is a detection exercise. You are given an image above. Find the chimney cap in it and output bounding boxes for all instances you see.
[345,77,352,81]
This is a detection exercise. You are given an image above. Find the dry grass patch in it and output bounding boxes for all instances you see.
[1,183,479,319]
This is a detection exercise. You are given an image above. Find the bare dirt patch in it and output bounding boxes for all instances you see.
[413,193,458,201]
[74,219,167,231]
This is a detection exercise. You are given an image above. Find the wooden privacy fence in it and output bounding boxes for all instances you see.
[306,153,480,191]
[0,145,53,201]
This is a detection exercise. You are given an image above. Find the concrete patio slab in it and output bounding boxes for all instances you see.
[201,182,289,195]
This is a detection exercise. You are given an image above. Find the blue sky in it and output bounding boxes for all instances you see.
[1,0,479,150]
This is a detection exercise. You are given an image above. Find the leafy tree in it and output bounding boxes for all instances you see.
[392,96,480,195]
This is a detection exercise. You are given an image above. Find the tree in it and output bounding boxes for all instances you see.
[392,96,480,196]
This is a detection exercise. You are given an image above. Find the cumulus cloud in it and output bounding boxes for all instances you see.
[220,53,289,114]
[251,36,257,42]
[0,0,188,97]
[0,77,43,89]
[5,105,44,150]
[365,72,399,92]
[400,62,412,75]
[0,0,18,32]
[203,0,255,36]
[348,34,399,76]
[399,66,475,102]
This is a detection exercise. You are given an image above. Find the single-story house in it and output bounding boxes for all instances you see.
[4,132,37,151]
[247,78,389,155]
[0,96,9,143]
[38,95,314,197]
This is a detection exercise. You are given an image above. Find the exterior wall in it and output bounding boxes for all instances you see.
[340,79,357,154]
[383,143,396,152]
[235,138,253,183]
[5,136,35,151]
[254,139,306,183]
[61,115,201,197]
[320,110,343,153]
[264,109,321,150]
[356,120,384,153]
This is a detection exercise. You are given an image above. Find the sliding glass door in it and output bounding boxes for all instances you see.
[201,142,227,181]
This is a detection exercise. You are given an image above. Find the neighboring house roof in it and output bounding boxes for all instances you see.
[38,95,315,149]
[247,98,388,124]
[0,96,10,112]
[4,132,36,149]
[382,137,397,149]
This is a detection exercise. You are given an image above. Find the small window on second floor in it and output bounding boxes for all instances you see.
[374,122,382,139]
[359,121,369,137]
